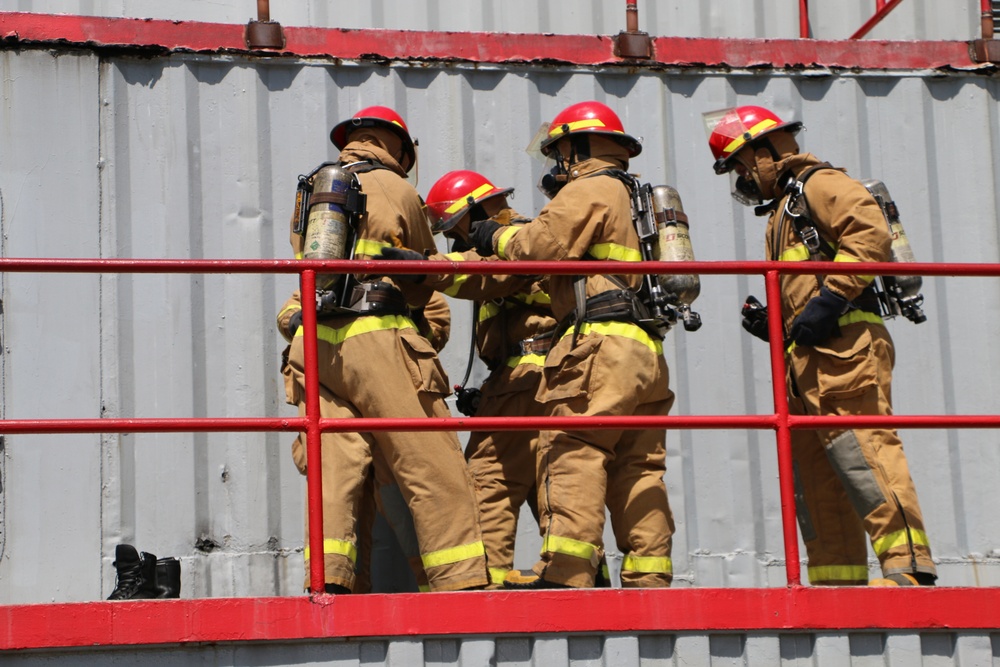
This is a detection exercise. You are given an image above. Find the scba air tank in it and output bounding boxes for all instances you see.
[650,185,701,307]
[861,179,926,323]
[302,163,361,292]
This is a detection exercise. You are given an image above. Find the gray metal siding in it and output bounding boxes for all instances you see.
[0,0,983,41]
[4,632,1000,665]
[2,41,1000,665]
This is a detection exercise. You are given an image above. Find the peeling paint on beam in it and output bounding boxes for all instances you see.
[0,11,985,72]
[4,587,1000,650]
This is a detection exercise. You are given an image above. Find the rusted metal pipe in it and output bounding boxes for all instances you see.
[982,0,994,40]
[246,0,284,49]
[626,0,639,33]
[615,0,652,59]
[799,0,810,38]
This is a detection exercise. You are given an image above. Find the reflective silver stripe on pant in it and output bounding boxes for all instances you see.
[825,430,887,518]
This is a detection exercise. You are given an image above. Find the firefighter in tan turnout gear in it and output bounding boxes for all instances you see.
[379,169,558,587]
[705,104,935,587]
[468,101,676,589]
[277,105,488,593]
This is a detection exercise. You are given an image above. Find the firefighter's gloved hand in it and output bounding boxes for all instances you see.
[286,310,303,339]
[376,246,427,284]
[789,286,848,346]
[469,219,503,256]
[741,295,769,342]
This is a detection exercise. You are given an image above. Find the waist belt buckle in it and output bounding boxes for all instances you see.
[518,337,549,356]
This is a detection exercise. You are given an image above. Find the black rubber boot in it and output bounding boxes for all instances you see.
[108,544,158,600]
[154,557,182,598]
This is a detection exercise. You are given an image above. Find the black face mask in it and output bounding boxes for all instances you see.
[732,173,764,206]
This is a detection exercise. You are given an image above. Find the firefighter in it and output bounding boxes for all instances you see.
[467,101,676,589]
[277,105,488,593]
[705,104,936,587]
[379,169,556,587]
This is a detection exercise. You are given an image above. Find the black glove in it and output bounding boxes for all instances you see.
[286,310,303,339]
[468,219,503,256]
[741,295,769,342]
[788,286,848,346]
[375,246,426,284]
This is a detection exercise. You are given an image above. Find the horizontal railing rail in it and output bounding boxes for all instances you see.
[0,255,998,650]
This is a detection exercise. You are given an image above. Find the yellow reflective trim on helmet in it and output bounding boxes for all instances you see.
[421,540,486,569]
[722,118,779,155]
[563,321,663,355]
[622,554,673,574]
[496,226,519,259]
[489,567,509,585]
[304,538,358,563]
[872,528,930,556]
[833,253,875,283]
[506,352,546,368]
[355,238,393,257]
[588,243,643,262]
[295,314,416,345]
[444,183,495,214]
[549,119,610,137]
[807,565,869,583]
[542,534,599,560]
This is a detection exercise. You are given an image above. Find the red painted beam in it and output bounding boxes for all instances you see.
[3,588,1000,651]
[0,11,982,71]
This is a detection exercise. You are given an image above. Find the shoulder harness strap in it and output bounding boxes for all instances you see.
[784,162,839,260]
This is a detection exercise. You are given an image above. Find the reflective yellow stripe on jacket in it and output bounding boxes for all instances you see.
[588,243,642,262]
[505,353,546,369]
[807,565,869,583]
[304,538,358,563]
[293,314,415,345]
[562,321,663,356]
[872,528,930,557]
[421,540,486,569]
[621,554,672,575]
[785,309,884,354]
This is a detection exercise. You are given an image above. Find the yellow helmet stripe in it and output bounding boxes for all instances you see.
[722,118,779,155]
[549,119,614,136]
[443,183,495,214]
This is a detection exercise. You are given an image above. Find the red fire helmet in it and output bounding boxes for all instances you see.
[425,170,513,234]
[540,100,642,158]
[704,105,802,174]
[330,105,417,173]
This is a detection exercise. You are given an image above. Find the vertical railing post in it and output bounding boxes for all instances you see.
[799,0,810,38]
[765,269,802,586]
[300,269,326,594]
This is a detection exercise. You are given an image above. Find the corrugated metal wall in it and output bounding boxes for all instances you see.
[4,631,1000,665]
[0,0,983,41]
[1,17,1000,665]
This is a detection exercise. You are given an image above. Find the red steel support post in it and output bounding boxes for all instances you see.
[799,0,810,39]
[300,270,326,594]
[766,270,802,586]
[850,0,904,39]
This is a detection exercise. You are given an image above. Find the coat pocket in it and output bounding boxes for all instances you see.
[398,329,451,395]
[536,335,602,403]
[814,328,878,402]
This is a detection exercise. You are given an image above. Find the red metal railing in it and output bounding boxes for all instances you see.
[799,0,907,39]
[1,256,1000,650]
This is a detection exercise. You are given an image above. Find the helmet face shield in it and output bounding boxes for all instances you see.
[525,122,552,163]
[536,156,568,199]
